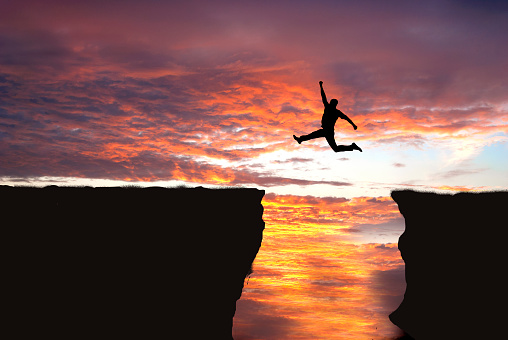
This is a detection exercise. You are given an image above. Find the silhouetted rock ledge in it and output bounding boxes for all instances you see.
[2,185,265,339]
[390,190,508,339]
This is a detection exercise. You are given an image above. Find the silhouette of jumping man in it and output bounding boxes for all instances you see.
[293,81,362,152]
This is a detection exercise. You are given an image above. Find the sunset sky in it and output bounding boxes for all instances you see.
[1,0,507,338]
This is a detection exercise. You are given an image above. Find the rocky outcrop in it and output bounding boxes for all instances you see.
[390,190,508,339]
[2,185,265,339]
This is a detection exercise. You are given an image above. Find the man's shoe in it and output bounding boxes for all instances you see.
[352,143,362,152]
[293,135,301,144]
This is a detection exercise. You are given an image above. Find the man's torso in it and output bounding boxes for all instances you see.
[321,105,345,129]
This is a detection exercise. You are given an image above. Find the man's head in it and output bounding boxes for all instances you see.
[330,99,338,107]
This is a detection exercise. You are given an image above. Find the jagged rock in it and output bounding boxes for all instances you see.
[2,186,265,339]
[390,190,508,339]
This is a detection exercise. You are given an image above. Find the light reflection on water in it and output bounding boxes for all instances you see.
[233,194,406,340]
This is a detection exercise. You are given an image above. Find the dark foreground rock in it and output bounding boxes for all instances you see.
[390,190,508,339]
[2,185,265,339]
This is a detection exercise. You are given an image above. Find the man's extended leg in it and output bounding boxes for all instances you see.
[294,129,326,144]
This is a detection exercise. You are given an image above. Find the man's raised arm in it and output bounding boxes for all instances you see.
[319,81,328,106]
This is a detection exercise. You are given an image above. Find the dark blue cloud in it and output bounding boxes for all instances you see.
[371,266,406,314]
[234,299,295,340]
[457,0,508,12]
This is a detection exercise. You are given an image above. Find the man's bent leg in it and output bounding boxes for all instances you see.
[299,129,326,142]
[325,132,355,152]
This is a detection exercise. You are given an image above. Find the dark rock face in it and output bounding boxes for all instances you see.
[2,186,265,339]
[390,190,508,339]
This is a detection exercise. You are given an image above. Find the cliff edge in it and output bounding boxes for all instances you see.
[390,190,508,339]
[2,185,265,339]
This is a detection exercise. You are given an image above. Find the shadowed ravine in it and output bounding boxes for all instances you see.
[2,186,265,339]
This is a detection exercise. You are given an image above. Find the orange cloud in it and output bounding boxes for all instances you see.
[431,185,491,192]
[263,194,400,233]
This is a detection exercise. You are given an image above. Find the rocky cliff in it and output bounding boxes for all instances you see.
[2,185,265,339]
[390,190,508,339]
